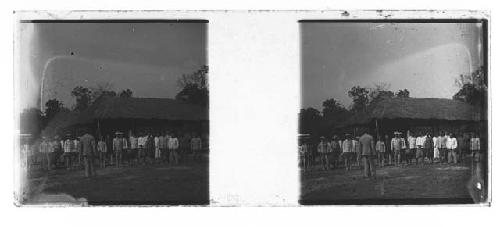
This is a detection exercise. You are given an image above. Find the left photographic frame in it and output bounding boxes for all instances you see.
[14,15,209,206]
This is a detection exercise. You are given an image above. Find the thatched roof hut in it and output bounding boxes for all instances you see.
[43,97,208,137]
[336,97,486,136]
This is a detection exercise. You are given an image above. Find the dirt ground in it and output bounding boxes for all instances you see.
[300,158,479,205]
[22,160,209,205]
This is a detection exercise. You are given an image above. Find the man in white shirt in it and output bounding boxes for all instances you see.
[341,134,354,171]
[168,133,179,165]
[154,134,161,162]
[391,132,404,166]
[442,132,450,163]
[137,133,146,165]
[432,135,439,162]
[407,132,417,165]
[415,133,425,166]
[63,134,73,170]
[446,133,458,164]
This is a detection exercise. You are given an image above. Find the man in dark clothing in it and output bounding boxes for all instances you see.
[359,131,376,179]
[80,130,97,177]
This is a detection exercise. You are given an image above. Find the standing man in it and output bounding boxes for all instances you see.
[97,136,107,168]
[168,133,179,165]
[384,134,393,165]
[423,133,433,164]
[63,134,73,170]
[353,136,361,167]
[457,133,466,163]
[191,133,203,162]
[415,132,425,166]
[129,132,138,166]
[80,129,96,177]
[73,136,82,169]
[317,137,329,171]
[375,135,386,167]
[471,132,481,162]
[447,133,458,164]
[407,131,417,165]
[154,133,161,163]
[439,132,449,163]
[433,133,440,163]
[158,132,167,164]
[113,132,126,167]
[359,130,376,179]
[329,135,341,169]
[39,137,49,171]
[391,132,405,166]
[299,138,308,171]
[342,134,354,171]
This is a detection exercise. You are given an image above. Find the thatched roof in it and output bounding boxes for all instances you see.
[337,98,484,128]
[43,97,207,136]
[42,110,80,136]
[78,96,208,122]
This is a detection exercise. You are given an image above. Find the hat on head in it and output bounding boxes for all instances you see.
[115,131,123,135]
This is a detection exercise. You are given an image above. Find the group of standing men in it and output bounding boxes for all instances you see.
[299,130,483,178]
[35,128,206,177]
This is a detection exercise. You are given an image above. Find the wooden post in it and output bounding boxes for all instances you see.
[375,119,380,139]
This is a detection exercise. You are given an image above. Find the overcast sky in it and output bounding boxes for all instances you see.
[301,22,484,109]
[18,22,207,110]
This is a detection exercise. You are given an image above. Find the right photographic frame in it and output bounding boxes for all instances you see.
[299,17,489,205]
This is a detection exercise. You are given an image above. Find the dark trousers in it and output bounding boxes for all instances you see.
[439,148,448,162]
[362,155,376,178]
[84,155,96,177]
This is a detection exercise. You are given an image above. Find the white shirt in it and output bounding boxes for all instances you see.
[416,136,425,147]
[138,136,147,147]
[168,137,179,149]
[446,137,458,149]
[154,137,160,148]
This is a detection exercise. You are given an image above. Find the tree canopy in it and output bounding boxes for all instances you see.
[176,65,208,106]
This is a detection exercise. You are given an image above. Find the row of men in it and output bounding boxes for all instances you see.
[36,130,206,176]
[299,131,482,173]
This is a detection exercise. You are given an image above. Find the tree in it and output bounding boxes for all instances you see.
[176,65,208,106]
[44,99,64,122]
[453,66,487,107]
[119,89,133,98]
[322,98,346,116]
[348,86,370,113]
[71,86,92,112]
[299,107,322,134]
[368,83,395,106]
[91,82,116,102]
[396,89,410,98]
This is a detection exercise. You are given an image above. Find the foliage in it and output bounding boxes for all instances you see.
[453,66,487,107]
[44,99,64,122]
[299,107,322,134]
[71,86,92,112]
[396,89,410,98]
[119,89,133,98]
[176,65,209,106]
[368,83,395,106]
[347,86,370,113]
